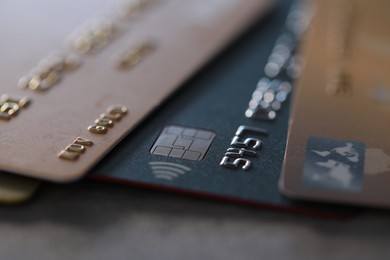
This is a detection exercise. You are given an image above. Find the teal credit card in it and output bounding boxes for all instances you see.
[91,0,358,218]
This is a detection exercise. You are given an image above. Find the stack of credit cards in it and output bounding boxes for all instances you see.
[90,0,357,218]
[0,0,386,215]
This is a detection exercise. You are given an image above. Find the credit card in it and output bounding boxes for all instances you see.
[0,173,39,204]
[280,0,390,208]
[91,1,356,218]
[0,0,274,181]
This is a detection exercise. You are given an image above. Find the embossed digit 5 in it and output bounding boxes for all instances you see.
[219,156,251,170]
[230,136,262,150]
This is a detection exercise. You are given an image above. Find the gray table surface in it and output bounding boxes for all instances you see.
[0,180,389,260]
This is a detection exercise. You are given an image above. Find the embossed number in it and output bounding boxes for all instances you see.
[231,136,262,150]
[220,156,251,170]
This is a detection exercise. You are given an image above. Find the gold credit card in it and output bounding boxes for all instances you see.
[280,0,390,208]
[0,173,39,204]
[0,0,274,181]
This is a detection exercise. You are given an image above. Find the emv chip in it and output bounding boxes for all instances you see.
[150,125,216,161]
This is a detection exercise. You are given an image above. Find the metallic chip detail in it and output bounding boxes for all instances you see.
[150,125,216,161]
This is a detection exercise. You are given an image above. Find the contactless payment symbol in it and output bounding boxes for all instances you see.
[303,137,365,192]
[149,162,191,181]
[150,125,216,161]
